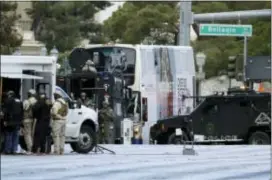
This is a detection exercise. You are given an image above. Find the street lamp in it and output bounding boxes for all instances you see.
[40,46,47,56]
[196,52,206,80]
[196,52,206,70]
[13,47,21,55]
[195,52,206,101]
[50,46,59,59]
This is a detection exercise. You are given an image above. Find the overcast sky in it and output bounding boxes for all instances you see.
[94,2,125,23]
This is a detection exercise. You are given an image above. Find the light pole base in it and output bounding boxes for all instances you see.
[182,147,197,155]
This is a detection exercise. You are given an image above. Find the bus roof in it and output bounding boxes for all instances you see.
[83,44,192,50]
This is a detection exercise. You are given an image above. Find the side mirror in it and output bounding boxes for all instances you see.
[68,100,75,109]
[76,101,82,109]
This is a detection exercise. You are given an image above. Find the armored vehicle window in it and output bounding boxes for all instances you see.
[203,104,218,114]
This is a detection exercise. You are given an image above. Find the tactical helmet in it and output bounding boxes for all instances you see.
[7,90,15,97]
[28,89,36,95]
[54,91,63,97]
[39,93,46,99]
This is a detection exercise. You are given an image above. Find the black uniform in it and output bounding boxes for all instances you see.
[2,95,23,154]
[32,97,52,153]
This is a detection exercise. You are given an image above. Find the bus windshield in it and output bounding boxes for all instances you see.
[85,46,136,86]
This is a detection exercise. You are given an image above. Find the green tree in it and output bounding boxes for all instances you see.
[104,2,271,78]
[0,2,23,54]
[103,2,178,44]
[26,1,110,53]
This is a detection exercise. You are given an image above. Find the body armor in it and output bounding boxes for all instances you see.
[57,100,68,117]
[23,97,37,119]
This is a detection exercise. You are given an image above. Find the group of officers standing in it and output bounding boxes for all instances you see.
[1,89,68,155]
[1,89,115,155]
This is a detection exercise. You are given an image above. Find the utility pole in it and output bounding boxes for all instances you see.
[179,1,192,46]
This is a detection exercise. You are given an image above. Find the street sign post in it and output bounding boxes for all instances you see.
[199,24,252,37]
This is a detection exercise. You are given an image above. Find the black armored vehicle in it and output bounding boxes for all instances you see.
[150,88,271,145]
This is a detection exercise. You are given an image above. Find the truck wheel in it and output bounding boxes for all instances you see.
[70,125,96,154]
[168,132,188,145]
[248,131,270,145]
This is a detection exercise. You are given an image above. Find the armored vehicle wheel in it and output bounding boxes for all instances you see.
[70,125,96,154]
[167,132,189,145]
[248,131,270,145]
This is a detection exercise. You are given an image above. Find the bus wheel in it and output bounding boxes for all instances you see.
[248,131,270,145]
[167,132,188,145]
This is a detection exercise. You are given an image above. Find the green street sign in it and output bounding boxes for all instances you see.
[199,24,252,37]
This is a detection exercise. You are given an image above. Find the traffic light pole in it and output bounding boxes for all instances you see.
[243,35,248,85]
[243,34,254,89]
[194,9,271,22]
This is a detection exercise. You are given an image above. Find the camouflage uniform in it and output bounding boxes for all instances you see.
[23,90,37,153]
[51,93,68,155]
[98,101,114,144]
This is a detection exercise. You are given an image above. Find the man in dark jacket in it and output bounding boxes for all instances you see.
[2,91,23,154]
[32,93,52,154]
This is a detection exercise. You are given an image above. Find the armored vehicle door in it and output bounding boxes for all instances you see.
[201,102,222,140]
[191,97,222,139]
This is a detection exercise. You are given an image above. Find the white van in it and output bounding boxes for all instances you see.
[0,55,98,153]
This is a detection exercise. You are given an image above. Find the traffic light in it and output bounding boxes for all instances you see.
[227,56,237,79]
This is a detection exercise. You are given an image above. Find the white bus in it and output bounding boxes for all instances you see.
[69,43,196,143]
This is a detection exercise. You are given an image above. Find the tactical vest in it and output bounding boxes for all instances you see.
[99,108,114,121]
[57,99,68,117]
[24,99,34,119]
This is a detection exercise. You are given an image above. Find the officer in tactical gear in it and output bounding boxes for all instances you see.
[78,92,94,109]
[23,89,37,154]
[32,93,52,154]
[51,91,68,155]
[2,91,23,154]
[98,101,115,144]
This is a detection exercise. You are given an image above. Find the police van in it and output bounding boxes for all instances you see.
[0,55,98,153]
